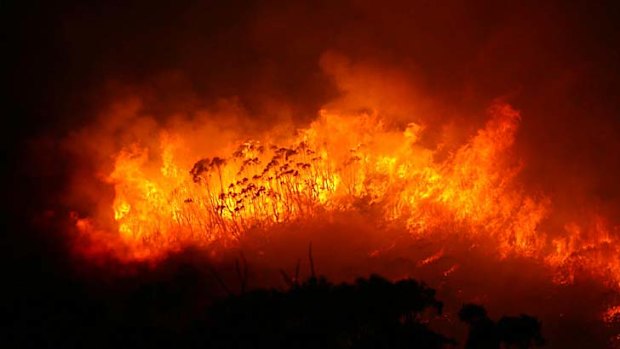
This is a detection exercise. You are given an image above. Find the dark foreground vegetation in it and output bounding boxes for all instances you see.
[5,253,545,349]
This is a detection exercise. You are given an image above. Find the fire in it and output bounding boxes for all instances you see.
[605,305,620,323]
[72,100,620,301]
[60,86,620,332]
[82,104,527,254]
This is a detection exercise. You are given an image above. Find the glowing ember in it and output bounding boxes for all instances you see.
[604,305,620,323]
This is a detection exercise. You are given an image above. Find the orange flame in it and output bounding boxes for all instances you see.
[73,101,620,299]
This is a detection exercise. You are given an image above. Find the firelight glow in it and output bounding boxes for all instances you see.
[73,101,620,302]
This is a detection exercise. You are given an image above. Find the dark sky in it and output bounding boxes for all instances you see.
[7,1,620,125]
[5,0,620,220]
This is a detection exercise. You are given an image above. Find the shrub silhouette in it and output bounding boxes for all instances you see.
[459,304,545,349]
[206,274,452,349]
[6,247,548,349]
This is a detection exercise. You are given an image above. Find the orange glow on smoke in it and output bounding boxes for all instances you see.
[73,101,620,301]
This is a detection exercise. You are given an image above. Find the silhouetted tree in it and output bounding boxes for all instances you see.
[459,304,500,349]
[459,304,545,349]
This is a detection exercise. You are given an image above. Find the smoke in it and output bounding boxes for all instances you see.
[9,0,620,222]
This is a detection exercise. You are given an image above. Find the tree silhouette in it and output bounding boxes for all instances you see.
[459,304,545,349]
[459,304,500,349]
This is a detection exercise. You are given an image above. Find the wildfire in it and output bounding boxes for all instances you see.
[72,101,620,299]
